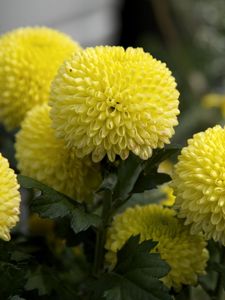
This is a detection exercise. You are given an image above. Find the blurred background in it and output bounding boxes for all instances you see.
[0,0,225,157]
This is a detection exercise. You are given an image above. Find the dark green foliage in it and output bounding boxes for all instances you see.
[0,235,89,300]
[113,154,145,200]
[131,146,180,193]
[0,241,29,299]
[18,175,101,233]
[91,236,172,300]
[110,148,180,209]
[9,296,26,300]
[0,261,26,298]
[15,151,178,299]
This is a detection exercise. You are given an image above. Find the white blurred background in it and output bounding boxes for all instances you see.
[0,0,121,46]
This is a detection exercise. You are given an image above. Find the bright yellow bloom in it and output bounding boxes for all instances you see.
[0,153,20,241]
[202,93,225,117]
[0,26,81,130]
[15,104,101,202]
[50,46,179,162]
[105,204,208,290]
[172,125,225,244]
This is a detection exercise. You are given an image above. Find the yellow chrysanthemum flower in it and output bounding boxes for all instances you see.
[202,93,225,117]
[158,160,175,206]
[50,46,179,162]
[160,185,175,206]
[0,153,20,241]
[172,125,225,244]
[0,26,81,130]
[158,160,174,177]
[105,204,208,290]
[15,104,101,201]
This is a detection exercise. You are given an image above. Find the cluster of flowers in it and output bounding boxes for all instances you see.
[0,26,224,291]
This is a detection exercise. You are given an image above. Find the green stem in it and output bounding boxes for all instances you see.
[93,189,112,276]
[212,245,225,300]
[112,194,131,214]
[212,276,223,300]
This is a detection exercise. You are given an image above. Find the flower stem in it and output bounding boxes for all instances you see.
[93,189,112,276]
[212,245,225,300]
[212,276,223,300]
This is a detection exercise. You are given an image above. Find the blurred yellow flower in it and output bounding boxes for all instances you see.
[0,153,20,241]
[50,46,179,162]
[202,93,225,117]
[0,26,81,130]
[160,185,175,206]
[158,160,174,177]
[158,160,175,206]
[28,213,65,254]
[105,204,208,290]
[15,104,101,202]
[172,125,225,244]
[28,213,55,236]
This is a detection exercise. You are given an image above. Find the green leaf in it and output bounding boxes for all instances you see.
[145,146,181,172]
[113,154,145,200]
[10,251,32,262]
[133,172,171,193]
[113,147,180,201]
[70,207,100,233]
[18,175,101,233]
[131,146,180,194]
[92,235,171,300]
[25,266,53,296]
[208,262,225,290]
[104,286,121,300]
[25,265,80,299]
[115,236,157,266]
[9,296,26,300]
[198,240,219,294]
[0,261,26,299]
[115,236,169,279]
[0,240,33,299]
[101,273,170,300]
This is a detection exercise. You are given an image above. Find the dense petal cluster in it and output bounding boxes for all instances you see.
[0,26,80,129]
[0,153,21,241]
[15,104,101,201]
[50,46,179,162]
[172,125,225,244]
[105,204,208,290]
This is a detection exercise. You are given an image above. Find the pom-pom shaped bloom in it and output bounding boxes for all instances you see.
[105,204,208,290]
[0,153,20,241]
[15,104,101,201]
[0,26,81,129]
[50,46,179,162]
[172,125,225,244]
